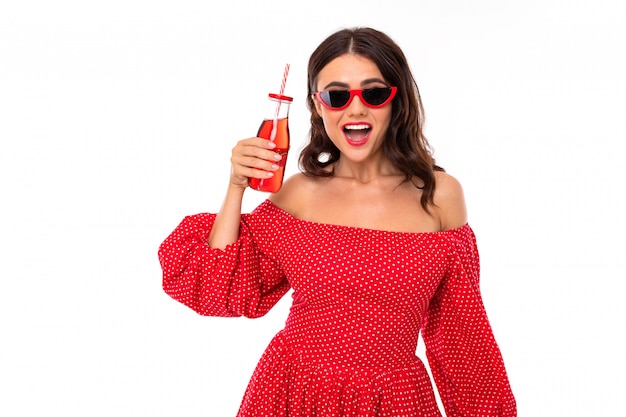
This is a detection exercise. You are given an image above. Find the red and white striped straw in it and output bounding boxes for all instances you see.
[279,63,290,96]
[270,63,290,141]
[272,63,290,126]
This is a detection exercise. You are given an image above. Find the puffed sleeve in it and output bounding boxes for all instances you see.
[422,225,516,417]
[158,210,290,318]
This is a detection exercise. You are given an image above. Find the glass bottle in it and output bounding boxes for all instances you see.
[248,93,293,193]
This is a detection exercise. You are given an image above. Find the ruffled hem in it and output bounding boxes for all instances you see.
[237,333,443,417]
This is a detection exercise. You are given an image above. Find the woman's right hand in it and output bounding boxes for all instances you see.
[229,137,282,189]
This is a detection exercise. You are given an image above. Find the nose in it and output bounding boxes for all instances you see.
[346,94,367,115]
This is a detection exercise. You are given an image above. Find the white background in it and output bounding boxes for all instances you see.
[1,1,625,416]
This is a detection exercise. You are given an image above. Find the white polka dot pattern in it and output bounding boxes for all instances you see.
[159,200,516,417]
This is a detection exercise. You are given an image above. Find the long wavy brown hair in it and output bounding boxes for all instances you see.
[300,27,443,211]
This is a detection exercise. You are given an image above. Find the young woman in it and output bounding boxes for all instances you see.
[159,27,516,417]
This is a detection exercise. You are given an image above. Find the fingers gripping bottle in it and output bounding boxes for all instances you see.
[248,94,293,193]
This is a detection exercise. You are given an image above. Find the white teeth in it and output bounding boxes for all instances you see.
[344,124,370,130]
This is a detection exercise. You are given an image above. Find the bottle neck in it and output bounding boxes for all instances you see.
[266,98,291,120]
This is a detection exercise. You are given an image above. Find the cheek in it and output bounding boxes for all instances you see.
[317,109,340,136]
[378,109,393,131]
[320,112,342,135]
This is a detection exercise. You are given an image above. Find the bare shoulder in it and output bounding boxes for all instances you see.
[268,173,319,217]
[432,170,468,230]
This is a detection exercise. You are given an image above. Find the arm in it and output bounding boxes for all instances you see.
[159,136,288,317]
[422,228,516,416]
[208,136,283,249]
[425,172,516,416]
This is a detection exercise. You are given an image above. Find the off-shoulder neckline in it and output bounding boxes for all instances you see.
[261,199,470,237]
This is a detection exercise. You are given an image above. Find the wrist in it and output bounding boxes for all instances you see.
[227,181,248,195]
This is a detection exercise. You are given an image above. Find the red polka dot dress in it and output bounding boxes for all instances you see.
[159,200,516,417]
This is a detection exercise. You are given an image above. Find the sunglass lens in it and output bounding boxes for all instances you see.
[363,88,392,106]
[320,91,350,108]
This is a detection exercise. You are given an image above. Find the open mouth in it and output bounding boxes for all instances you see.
[343,123,372,146]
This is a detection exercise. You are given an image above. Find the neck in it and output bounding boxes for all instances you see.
[332,156,402,184]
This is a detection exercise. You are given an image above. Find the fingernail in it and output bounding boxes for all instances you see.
[266,172,274,177]
[271,164,279,170]
[267,141,276,148]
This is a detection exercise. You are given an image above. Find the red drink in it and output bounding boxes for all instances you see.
[248,94,292,193]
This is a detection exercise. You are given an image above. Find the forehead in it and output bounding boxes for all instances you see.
[316,54,384,89]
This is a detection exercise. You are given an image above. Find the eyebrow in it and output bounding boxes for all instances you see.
[321,77,388,90]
